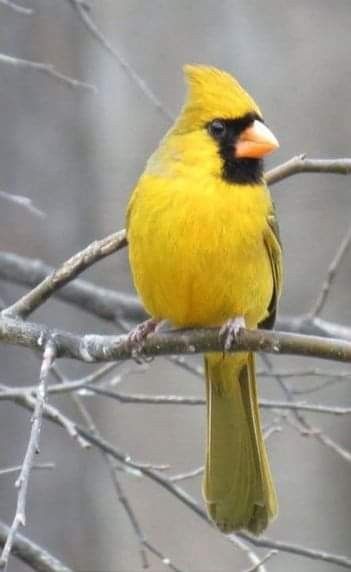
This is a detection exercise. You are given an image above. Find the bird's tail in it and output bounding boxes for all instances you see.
[203,352,278,534]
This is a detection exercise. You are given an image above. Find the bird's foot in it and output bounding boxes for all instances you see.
[219,316,246,351]
[127,318,161,363]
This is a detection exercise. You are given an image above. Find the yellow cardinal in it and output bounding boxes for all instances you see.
[126,65,282,534]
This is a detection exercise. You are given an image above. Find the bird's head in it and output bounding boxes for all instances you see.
[169,65,279,185]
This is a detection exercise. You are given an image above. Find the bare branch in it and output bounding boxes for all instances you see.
[242,550,278,572]
[0,520,73,572]
[2,314,351,366]
[0,190,45,218]
[266,154,351,185]
[65,0,173,121]
[228,534,271,572]
[83,386,351,416]
[262,354,351,464]
[260,399,351,416]
[0,0,33,15]
[0,251,142,323]
[86,386,205,405]
[76,428,351,569]
[4,389,350,568]
[2,230,127,319]
[142,541,184,572]
[169,466,203,482]
[0,383,89,448]
[0,463,54,477]
[0,341,56,570]
[0,53,96,92]
[108,464,149,569]
[4,380,349,417]
[310,224,351,318]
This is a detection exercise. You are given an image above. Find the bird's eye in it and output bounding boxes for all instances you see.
[208,120,226,140]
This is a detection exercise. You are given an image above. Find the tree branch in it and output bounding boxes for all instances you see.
[0,521,73,572]
[79,386,351,416]
[0,0,33,15]
[0,190,44,218]
[309,223,351,318]
[0,463,54,477]
[75,428,351,569]
[2,230,127,319]
[0,251,142,323]
[1,315,351,364]
[0,53,96,93]
[265,154,351,185]
[0,342,56,570]
[4,386,351,569]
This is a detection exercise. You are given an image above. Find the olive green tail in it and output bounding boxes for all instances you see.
[203,352,278,535]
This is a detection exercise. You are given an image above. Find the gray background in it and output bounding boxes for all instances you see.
[0,1,351,571]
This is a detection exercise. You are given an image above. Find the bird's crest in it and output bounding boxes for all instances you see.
[175,65,262,132]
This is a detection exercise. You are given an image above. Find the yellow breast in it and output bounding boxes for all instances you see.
[127,172,273,329]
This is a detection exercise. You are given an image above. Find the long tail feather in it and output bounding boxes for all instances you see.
[203,352,278,534]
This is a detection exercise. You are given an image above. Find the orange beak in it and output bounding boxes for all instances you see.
[235,120,279,159]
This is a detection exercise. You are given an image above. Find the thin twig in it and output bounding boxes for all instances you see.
[0,53,96,92]
[169,466,203,482]
[222,534,270,572]
[143,541,184,572]
[310,224,351,318]
[262,354,351,464]
[0,190,45,218]
[259,367,351,379]
[66,0,173,121]
[2,387,90,448]
[242,550,278,572]
[0,0,33,14]
[0,463,55,477]
[84,386,351,416]
[0,341,56,570]
[108,464,149,569]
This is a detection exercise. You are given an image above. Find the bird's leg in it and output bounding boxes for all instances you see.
[219,316,246,351]
[127,318,162,362]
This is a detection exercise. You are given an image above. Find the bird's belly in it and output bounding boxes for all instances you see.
[128,186,273,329]
[138,248,271,328]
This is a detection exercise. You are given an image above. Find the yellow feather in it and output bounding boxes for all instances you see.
[126,65,282,534]
[177,65,262,131]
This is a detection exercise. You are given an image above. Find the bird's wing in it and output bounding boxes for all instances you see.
[259,202,283,330]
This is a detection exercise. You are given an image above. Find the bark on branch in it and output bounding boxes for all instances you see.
[0,521,73,572]
[1,315,351,365]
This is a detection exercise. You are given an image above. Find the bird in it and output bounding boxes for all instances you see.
[126,65,282,534]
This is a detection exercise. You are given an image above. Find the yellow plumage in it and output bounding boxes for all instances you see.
[127,65,282,533]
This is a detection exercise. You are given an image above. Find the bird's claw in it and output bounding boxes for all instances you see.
[127,318,160,363]
[219,316,246,351]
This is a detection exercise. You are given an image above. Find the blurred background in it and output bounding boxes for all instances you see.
[0,1,351,570]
